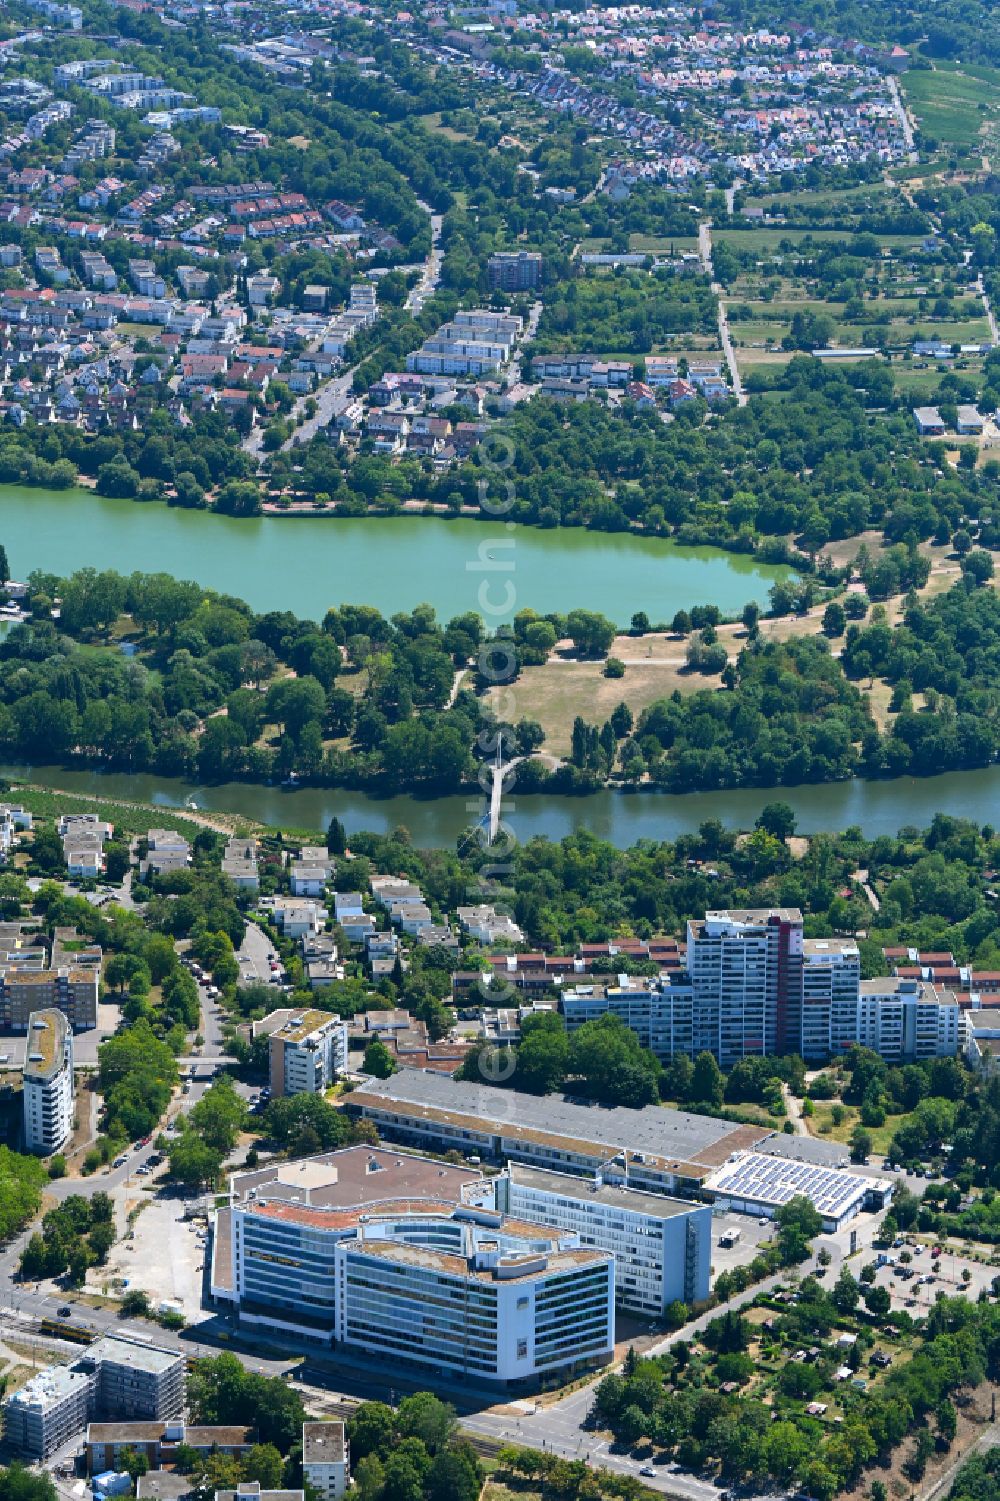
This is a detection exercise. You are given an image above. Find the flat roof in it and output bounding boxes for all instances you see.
[87,1424,253,1446]
[755,1133,848,1168]
[137,1476,193,1501]
[803,938,859,957]
[253,1008,338,1043]
[348,1235,608,1285]
[87,1335,183,1375]
[230,1143,483,1211]
[507,1162,706,1220]
[705,1151,871,1218]
[860,977,957,1005]
[705,907,802,924]
[9,1365,93,1410]
[212,1205,234,1293]
[348,1070,768,1178]
[302,1422,346,1465]
[216,1492,303,1501]
[23,1007,67,1080]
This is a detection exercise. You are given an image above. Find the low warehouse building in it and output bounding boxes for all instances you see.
[703,1150,891,1231]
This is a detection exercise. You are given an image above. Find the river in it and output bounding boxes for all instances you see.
[7,762,1000,849]
[0,486,789,625]
[4,485,995,844]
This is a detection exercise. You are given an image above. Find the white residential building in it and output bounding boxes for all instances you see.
[262,898,327,939]
[857,978,961,1062]
[686,908,804,1063]
[302,1423,349,1501]
[801,937,863,1060]
[290,849,332,897]
[23,1009,74,1154]
[251,1008,348,1097]
[333,891,363,922]
[0,802,32,863]
[139,828,191,880]
[221,837,258,892]
[457,905,524,945]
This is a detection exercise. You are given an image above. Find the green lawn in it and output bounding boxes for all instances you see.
[902,64,1000,150]
[628,234,700,253]
[891,359,987,397]
[714,228,925,253]
[808,1101,919,1156]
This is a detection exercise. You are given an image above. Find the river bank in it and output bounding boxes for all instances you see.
[6,762,1000,850]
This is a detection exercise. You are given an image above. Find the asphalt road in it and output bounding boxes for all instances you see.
[237,919,280,987]
[0,971,233,1315]
[276,206,443,453]
[458,1207,890,1499]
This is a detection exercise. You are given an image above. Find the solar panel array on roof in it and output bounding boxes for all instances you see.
[705,1152,870,1217]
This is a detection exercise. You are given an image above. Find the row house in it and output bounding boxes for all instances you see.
[34,248,69,286]
[246,210,324,239]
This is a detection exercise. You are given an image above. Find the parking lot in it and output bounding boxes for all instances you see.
[709,1211,778,1283]
[867,1240,999,1313]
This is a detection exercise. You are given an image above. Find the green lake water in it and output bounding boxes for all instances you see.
[6,485,996,845]
[0,486,788,625]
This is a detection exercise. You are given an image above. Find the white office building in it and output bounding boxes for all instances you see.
[495,1163,711,1315]
[23,1008,74,1154]
[213,1147,614,1386]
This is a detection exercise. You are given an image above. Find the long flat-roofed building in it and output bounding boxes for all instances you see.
[23,1007,74,1154]
[0,961,99,1031]
[495,1163,712,1315]
[212,1145,613,1386]
[344,1069,768,1195]
[704,1147,891,1232]
[86,1421,255,1474]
